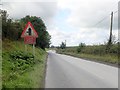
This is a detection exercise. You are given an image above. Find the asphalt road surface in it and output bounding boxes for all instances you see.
[45,50,118,88]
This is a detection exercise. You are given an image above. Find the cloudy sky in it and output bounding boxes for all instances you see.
[1,0,119,46]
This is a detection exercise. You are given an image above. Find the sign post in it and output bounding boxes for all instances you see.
[25,44,27,52]
[21,22,38,57]
[33,44,35,57]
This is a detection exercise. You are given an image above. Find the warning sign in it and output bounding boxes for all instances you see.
[24,36,36,44]
[21,22,38,44]
[21,22,38,38]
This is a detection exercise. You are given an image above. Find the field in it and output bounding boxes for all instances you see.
[56,44,118,67]
[2,39,47,88]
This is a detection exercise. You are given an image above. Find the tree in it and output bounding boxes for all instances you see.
[1,9,23,40]
[106,35,117,53]
[60,42,66,49]
[1,10,8,38]
[51,45,55,48]
[77,43,85,53]
[1,10,51,49]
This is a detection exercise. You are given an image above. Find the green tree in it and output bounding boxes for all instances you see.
[1,10,51,49]
[60,42,66,49]
[77,43,85,53]
[1,9,22,40]
[1,10,8,38]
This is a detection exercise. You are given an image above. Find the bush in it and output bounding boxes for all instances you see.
[10,51,34,60]
[60,42,66,49]
[77,46,82,53]
[10,51,35,72]
[77,43,85,53]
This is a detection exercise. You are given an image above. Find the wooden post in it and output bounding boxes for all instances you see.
[33,44,35,57]
[106,12,113,53]
[109,12,113,44]
[25,44,27,52]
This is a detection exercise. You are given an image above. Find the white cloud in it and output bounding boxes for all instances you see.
[56,0,118,46]
[48,26,118,46]
[67,0,118,28]
[2,1,58,27]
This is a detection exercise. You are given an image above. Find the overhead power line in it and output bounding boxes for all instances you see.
[92,10,118,27]
[92,15,109,27]
[91,1,118,27]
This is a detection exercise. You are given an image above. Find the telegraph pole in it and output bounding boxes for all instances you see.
[108,12,113,45]
[106,12,113,53]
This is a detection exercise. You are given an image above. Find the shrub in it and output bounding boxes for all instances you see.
[9,51,35,72]
[77,43,85,53]
[10,51,34,60]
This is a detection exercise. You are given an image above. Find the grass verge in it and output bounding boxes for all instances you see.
[57,49,118,67]
[2,39,47,88]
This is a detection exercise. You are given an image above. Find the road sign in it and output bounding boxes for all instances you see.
[24,36,36,44]
[21,22,38,56]
[21,22,38,44]
[21,22,38,38]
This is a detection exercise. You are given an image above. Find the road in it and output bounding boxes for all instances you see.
[45,50,118,88]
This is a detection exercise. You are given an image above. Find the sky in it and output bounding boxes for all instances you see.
[1,0,119,46]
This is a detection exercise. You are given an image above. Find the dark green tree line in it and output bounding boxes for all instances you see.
[1,9,51,50]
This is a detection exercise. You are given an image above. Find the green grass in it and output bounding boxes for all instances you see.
[57,46,118,66]
[2,39,47,88]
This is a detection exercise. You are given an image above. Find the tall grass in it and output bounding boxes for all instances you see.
[57,44,118,66]
[2,39,47,88]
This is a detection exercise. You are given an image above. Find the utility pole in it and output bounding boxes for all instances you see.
[108,12,113,45]
[106,12,113,53]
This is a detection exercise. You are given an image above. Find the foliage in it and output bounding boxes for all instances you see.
[77,43,85,53]
[2,39,47,88]
[106,35,117,53]
[60,42,66,49]
[1,10,51,49]
[2,50,35,88]
[10,51,34,60]
[10,51,35,72]
[76,43,118,56]
[51,45,55,48]
[57,43,118,65]
[1,10,22,40]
